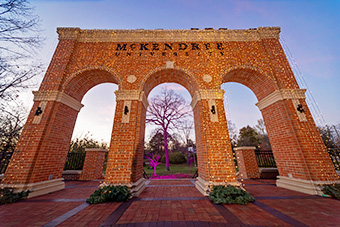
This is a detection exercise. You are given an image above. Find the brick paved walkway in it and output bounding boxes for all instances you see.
[1,178,340,226]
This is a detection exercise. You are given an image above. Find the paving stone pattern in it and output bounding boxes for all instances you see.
[1,179,340,226]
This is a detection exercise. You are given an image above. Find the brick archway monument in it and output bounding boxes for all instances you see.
[2,27,339,197]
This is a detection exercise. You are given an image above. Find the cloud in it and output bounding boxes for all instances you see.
[233,1,266,14]
[163,84,187,91]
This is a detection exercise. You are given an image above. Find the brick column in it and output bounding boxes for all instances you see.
[79,148,107,181]
[192,89,238,196]
[103,90,148,196]
[234,147,260,179]
[257,89,340,195]
[0,29,83,197]
[0,91,83,197]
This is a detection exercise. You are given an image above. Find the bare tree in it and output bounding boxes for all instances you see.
[146,88,191,171]
[0,103,26,154]
[0,0,43,105]
[254,119,271,150]
[227,120,237,147]
[178,121,194,147]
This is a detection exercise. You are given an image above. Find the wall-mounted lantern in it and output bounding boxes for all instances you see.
[124,106,129,115]
[297,104,305,113]
[35,106,43,116]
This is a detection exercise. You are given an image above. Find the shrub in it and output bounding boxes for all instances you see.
[322,184,340,200]
[0,188,30,205]
[161,152,186,164]
[170,152,186,164]
[86,185,131,204]
[209,185,255,205]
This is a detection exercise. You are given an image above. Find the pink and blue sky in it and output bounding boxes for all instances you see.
[25,0,340,143]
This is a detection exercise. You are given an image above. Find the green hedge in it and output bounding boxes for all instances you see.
[209,185,255,205]
[322,184,340,200]
[0,188,30,205]
[86,185,131,204]
[161,152,186,164]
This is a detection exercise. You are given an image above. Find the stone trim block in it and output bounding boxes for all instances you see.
[191,89,225,109]
[195,177,241,196]
[32,101,47,124]
[0,178,65,198]
[33,91,84,111]
[256,89,306,110]
[100,178,146,197]
[115,90,149,109]
[276,176,340,195]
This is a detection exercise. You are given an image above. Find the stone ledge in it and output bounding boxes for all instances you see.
[63,170,82,174]
[234,146,256,151]
[195,177,241,196]
[62,170,82,181]
[100,178,146,197]
[276,176,340,195]
[84,148,107,152]
[0,178,65,198]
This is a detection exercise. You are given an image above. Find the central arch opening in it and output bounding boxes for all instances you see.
[144,83,196,179]
[141,68,198,179]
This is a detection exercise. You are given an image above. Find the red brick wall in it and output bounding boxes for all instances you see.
[235,147,260,179]
[80,149,106,181]
[3,29,338,189]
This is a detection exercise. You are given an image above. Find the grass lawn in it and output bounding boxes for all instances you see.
[144,163,197,177]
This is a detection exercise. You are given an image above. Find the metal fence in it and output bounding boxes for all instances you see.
[64,152,86,170]
[0,151,14,174]
[328,148,340,171]
[255,150,277,168]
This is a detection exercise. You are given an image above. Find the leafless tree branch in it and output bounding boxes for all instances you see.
[0,0,44,103]
[146,88,192,171]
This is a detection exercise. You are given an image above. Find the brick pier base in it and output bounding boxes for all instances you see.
[79,148,107,181]
[234,146,260,179]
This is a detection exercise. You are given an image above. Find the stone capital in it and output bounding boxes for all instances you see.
[32,90,84,111]
[256,89,306,110]
[115,90,149,109]
[191,89,225,109]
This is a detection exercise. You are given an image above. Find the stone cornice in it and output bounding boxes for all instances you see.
[57,27,281,42]
[57,27,81,40]
[32,91,84,111]
[85,148,107,152]
[191,89,225,109]
[234,146,256,151]
[256,89,307,110]
[115,90,149,109]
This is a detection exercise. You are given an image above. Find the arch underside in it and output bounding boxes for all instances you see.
[142,69,198,98]
[222,68,277,101]
[62,69,119,101]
